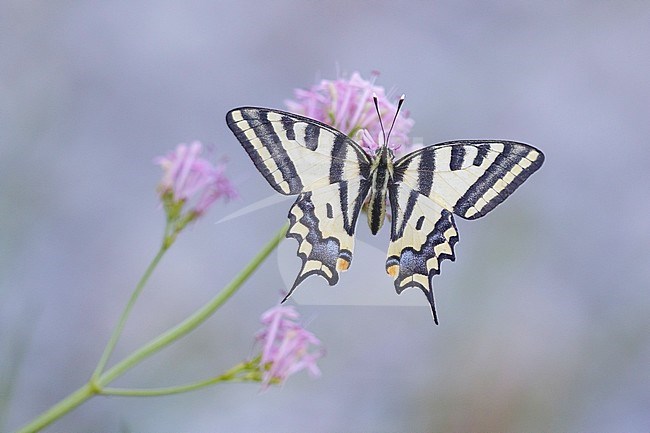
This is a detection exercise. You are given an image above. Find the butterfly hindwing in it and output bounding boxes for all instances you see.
[226,107,372,296]
[386,184,459,324]
[285,178,371,299]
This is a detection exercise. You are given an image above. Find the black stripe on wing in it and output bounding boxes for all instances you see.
[452,142,544,219]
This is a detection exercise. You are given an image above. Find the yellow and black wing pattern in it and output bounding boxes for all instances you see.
[226,108,372,299]
[228,105,545,324]
[386,140,544,323]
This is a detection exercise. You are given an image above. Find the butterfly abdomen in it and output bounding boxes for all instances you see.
[367,147,394,235]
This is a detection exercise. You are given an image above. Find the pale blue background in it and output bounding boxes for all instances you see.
[2,1,649,432]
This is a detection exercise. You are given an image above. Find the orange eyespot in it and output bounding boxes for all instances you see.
[336,258,350,271]
[386,264,399,278]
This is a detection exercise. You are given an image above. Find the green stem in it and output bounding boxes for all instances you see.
[92,240,170,379]
[14,383,96,433]
[98,222,287,385]
[100,359,261,397]
[15,223,288,433]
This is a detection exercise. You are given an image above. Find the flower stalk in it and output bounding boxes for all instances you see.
[91,238,169,380]
[100,357,264,397]
[16,222,288,433]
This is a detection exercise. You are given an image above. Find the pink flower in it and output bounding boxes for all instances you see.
[155,141,237,216]
[255,304,324,389]
[285,71,415,155]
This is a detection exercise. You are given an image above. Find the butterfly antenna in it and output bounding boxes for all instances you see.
[386,94,405,144]
[373,93,387,145]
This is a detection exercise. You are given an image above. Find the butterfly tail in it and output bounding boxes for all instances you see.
[424,286,439,325]
[281,275,304,304]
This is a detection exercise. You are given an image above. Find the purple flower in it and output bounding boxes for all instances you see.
[155,141,237,217]
[255,304,324,389]
[285,71,415,155]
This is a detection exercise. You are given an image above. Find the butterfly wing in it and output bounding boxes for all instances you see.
[226,107,372,298]
[387,140,544,323]
[395,140,545,220]
[286,178,370,299]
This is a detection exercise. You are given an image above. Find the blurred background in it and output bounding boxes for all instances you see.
[2,1,649,432]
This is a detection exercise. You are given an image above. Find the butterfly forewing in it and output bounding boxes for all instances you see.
[226,107,371,194]
[393,140,544,220]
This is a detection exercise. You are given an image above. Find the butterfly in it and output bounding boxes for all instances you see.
[226,96,544,324]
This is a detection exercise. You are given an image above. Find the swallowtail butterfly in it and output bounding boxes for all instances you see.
[226,97,544,324]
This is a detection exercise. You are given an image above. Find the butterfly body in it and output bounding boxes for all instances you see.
[367,145,393,235]
[226,106,544,324]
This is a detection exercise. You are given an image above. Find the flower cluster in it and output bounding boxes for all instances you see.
[155,141,237,219]
[255,304,323,389]
[285,71,415,155]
